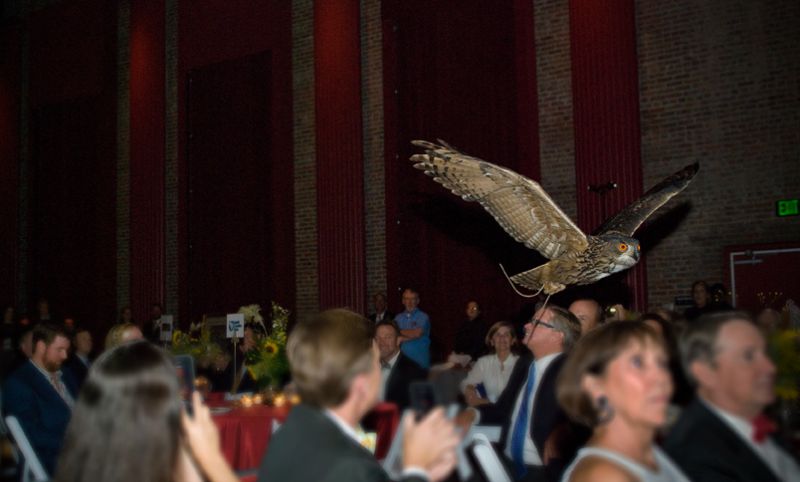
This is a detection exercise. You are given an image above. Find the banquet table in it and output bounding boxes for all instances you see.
[209,394,400,471]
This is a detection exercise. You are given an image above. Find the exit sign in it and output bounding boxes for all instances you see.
[777,199,799,217]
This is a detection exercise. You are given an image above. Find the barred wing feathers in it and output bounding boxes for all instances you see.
[410,140,588,260]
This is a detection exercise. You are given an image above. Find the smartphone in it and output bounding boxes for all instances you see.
[174,354,196,415]
[409,381,439,420]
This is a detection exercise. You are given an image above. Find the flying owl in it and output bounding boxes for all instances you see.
[410,140,699,297]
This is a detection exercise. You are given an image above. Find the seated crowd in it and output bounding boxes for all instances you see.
[1,281,798,482]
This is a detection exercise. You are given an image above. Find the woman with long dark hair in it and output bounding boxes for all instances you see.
[54,340,237,482]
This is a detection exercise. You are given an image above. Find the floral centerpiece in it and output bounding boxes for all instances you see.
[240,302,291,389]
[171,321,224,368]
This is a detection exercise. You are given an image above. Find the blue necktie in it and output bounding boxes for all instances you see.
[510,361,537,479]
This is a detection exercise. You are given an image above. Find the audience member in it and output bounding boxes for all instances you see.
[476,305,585,482]
[64,327,93,388]
[452,300,490,363]
[104,322,144,350]
[665,311,800,481]
[144,302,164,343]
[568,299,603,335]
[3,323,77,474]
[756,308,782,336]
[394,289,431,369]
[54,341,239,482]
[229,324,261,393]
[558,321,690,482]
[640,313,693,406]
[462,321,519,406]
[119,305,134,325]
[375,320,428,411]
[259,308,460,482]
[683,280,712,321]
[34,298,53,323]
[369,292,394,324]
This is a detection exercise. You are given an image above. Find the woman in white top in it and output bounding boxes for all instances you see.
[556,321,691,482]
[462,321,519,405]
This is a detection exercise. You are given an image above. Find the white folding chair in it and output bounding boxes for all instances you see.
[467,432,513,482]
[4,415,49,482]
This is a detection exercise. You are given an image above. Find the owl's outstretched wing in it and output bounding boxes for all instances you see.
[411,140,588,259]
[598,162,699,237]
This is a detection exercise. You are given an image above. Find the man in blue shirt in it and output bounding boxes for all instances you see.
[394,288,431,368]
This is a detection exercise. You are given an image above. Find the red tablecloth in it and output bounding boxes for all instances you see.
[210,395,400,471]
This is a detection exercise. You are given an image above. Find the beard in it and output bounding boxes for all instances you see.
[43,359,63,372]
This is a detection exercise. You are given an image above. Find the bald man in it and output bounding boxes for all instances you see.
[568,299,603,335]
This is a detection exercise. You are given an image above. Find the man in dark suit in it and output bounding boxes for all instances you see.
[3,322,78,475]
[375,321,428,411]
[369,292,394,325]
[476,305,585,482]
[258,309,459,482]
[665,311,800,482]
[64,327,93,388]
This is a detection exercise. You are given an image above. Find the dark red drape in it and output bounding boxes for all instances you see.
[130,0,166,323]
[27,0,117,331]
[0,26,20,307]
[383,0,540,360]
[186,52,275,321]
[570,0,647,310]
[179,0,294,323]
[315,0,367,311]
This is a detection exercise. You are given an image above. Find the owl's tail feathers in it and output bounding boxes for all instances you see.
[499,264,545,298]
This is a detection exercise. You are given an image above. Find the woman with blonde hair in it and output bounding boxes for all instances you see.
[461,321,519,406]
[104,322,143,350]
[557,321,689,482]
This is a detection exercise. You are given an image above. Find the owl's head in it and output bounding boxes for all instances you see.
[599,234,641,272]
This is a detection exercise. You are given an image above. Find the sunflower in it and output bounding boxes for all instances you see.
[264,340,279,355]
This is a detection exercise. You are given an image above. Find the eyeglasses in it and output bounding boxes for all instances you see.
[530,318,556,330]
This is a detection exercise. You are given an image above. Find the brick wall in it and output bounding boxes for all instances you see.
[535,0,576,221]
[637,0,800,308]
[292,0,318,321]
[361,0,387,303]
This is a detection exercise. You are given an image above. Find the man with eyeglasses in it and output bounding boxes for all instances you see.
[474,305,585,482]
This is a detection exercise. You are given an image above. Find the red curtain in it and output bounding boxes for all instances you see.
[383,0,540,359]
[186,52,281,322]
[130,0,166,323]
[178,0,294,322]
[0,27,20,307]
[570,0,647,310]
[26,0,117,331]
[315,0,367,312]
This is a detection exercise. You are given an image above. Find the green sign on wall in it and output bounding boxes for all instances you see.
[776,199,799,217]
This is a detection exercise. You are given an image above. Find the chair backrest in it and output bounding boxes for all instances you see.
[466,432,512,482]
[4,415,49,482]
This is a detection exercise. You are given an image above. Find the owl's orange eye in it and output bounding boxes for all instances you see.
[618,243,628,252]
[636,244,641,251]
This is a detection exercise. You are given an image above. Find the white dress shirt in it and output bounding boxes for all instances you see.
[379,351,401,401]
[702,398,800,482]
[504,352,560,466]
[461,352,519,402]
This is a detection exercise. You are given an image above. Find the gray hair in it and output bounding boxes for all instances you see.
[545,305,582,352]
[679,310,753,385]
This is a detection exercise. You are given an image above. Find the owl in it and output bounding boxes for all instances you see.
[410,140,699,297]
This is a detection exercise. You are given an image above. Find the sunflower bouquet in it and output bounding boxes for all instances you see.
[244,302,291,389]
[171,322,223,368]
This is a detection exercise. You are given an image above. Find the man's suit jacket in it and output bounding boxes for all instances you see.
[664,399,782,482]
[64,355,90,388]
[258,403,425,482]
[477,352,588,481]
[369,311,394,324]
[2,361,78,475]
[384,352,428,411]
